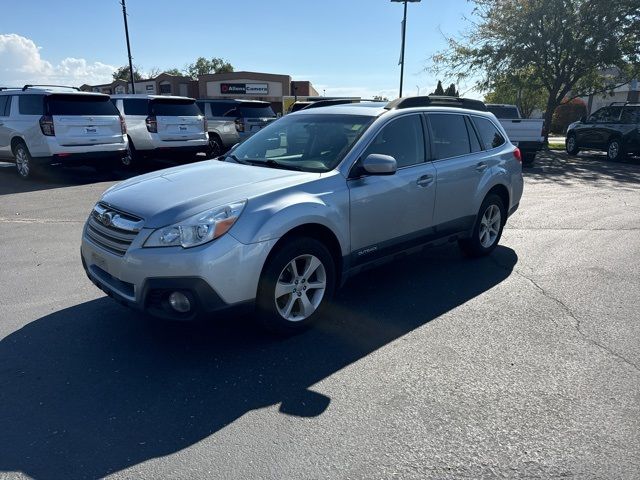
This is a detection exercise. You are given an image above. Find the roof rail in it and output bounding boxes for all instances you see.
[385,95,488,112]
[300,99,358,110]
[0,87,21,91]
[22,84,81,91]
[608,101,640,106]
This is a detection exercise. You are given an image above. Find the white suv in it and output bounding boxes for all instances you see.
[0,85,128,179]
[110,95,209,167]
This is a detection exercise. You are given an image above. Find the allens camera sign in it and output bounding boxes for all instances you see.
[220,83,269,95]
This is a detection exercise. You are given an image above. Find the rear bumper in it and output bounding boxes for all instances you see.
[32,149,127,166]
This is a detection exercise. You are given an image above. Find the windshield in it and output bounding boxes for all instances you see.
[231,113,374,172]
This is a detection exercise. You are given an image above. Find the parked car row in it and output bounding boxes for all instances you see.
[80,95,524,332]
[0,85,278,179]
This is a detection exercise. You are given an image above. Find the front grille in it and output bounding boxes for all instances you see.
[85,203,143,256]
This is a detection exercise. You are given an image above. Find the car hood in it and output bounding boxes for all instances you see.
[100,161,320,228]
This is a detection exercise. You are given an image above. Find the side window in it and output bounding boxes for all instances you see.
[210,102,232,116]
[0,96,8,117]
[601,106,622,122]
[362,114,425,168]
[123,99,149,115]
[223,107,239,118]
[465,116,482,152]
[472,116,506,150]
[429,113,471,159]
[19,95,44,115]
[621,107,640,124]
[591,107,611,123]
[195,102,206,116]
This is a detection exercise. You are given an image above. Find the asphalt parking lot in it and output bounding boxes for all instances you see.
[0,151,639,479]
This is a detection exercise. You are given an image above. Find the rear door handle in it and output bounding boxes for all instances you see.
[475,161,488,172]
[416,174,434,187]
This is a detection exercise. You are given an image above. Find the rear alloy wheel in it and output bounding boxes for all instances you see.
[458,194,506,258]
[256,237,335,334]
[207,135,223,159]
[566,134,580,155]
[14,142,36,180]
[607,138,623,161]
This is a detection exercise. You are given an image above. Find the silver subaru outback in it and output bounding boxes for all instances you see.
[81,96,523,333]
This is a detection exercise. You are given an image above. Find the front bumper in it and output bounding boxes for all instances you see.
[81,226,277,320]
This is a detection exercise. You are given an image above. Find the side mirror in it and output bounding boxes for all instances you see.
[362,153,397,175]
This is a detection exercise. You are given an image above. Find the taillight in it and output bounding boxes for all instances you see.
[145,115,157,133]
[513,147,522,163]
[234,118,244,132]
[119,115,127,135]
[39,115,55,136]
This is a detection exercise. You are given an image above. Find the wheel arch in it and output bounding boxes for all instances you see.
[10,136,27,153]
[486,183,510,213]
[261,223,344,287]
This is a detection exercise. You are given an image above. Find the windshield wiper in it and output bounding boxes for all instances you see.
[223,153,250,165]
[261,159,303,171]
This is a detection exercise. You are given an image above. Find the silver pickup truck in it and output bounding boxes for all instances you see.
[486,104,545,166]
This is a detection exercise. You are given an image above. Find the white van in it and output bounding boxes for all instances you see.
[0,85,128,179]
[110,95,209,167]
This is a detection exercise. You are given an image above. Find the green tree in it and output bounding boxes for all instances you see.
[444,83,459,97]
[431,80,445,95]
[112,65,143,82]
[430,0,640,139]
[484,71,547,118]
[186,57,234,79]
[162,68,184,76]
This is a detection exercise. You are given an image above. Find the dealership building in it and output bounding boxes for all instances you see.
[82,71,321,115]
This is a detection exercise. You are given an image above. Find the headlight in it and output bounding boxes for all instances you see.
[144,201,246,248]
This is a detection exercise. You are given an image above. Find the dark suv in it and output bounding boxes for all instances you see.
[566,102,640,160]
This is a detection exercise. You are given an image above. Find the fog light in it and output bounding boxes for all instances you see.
[168,291,191,313]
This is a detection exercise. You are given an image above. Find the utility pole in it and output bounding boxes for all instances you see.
[121,0,135,94]
[391,0,421,98]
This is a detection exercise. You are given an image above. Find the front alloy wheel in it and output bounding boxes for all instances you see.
[256,237,335,334]
[275,254,327,322]
[607,138,623,161]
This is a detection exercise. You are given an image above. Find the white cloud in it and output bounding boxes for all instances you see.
[0,33,115,87]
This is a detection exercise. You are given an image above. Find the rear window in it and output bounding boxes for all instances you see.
[472,117,506,150]
[46,95,119,116]
[123,98,149,116]
[208,102,236,116]
[429,113,471,159]
[236,104,276,118]
[486,105,520,119]
[19,95,44,115]
[150,100,200,116]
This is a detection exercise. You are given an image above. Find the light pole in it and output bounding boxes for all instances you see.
[120,0,135,94]
[391,0,421,98]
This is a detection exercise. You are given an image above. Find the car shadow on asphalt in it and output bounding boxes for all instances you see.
[524,150,640,187]
[0,245,517,479]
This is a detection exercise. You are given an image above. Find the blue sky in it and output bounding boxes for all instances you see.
[0,0,479,99]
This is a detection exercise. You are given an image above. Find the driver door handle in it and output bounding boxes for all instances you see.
[416,174,434,187]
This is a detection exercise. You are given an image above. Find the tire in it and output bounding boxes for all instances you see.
[458,193,506,258]
[207,134,223,159]
[13,141,38,180]
[522,152,536,166]
[121,139,139,169]
[566,134,579,155]
[256,237,336,334]
[606,138,623,161]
